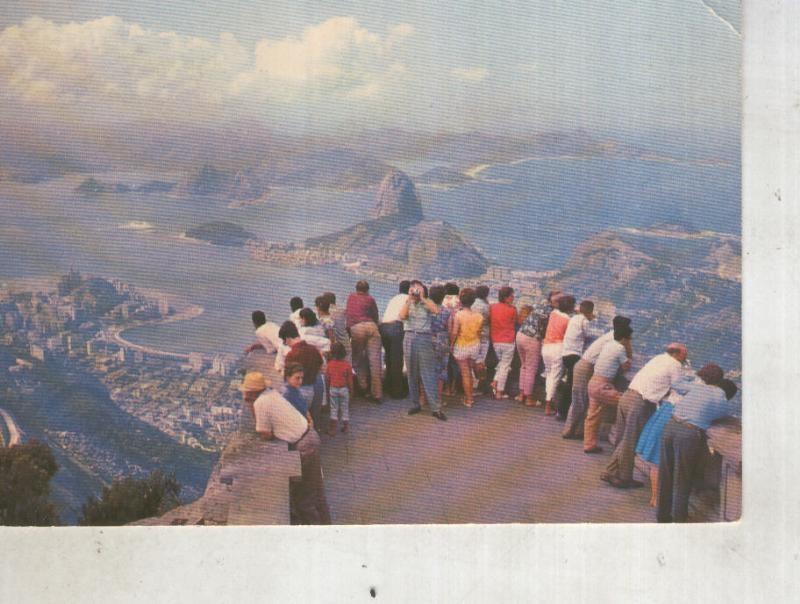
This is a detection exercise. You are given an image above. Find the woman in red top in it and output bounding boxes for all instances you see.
[489,286,518,399]
[541,295,575,415]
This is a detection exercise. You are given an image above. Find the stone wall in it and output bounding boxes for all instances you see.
[133,350,301,526]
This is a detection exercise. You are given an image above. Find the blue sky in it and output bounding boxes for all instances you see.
[0,1,740,140]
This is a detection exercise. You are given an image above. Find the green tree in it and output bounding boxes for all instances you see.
[79,470,181,526]
[0,440,60,526]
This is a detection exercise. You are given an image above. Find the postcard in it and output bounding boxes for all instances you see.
[0,0,743,534]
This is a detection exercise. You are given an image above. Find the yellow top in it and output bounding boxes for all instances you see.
[454,310,484,347]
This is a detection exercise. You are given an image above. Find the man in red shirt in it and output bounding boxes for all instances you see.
[345,280,383,402]
[279,321,325,430]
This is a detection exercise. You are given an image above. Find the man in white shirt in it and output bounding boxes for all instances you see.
[246,310,330,373]
[472,285,491,376]
[562,315,632,439]
[558,300,605,419]
[245,310,286,371]
[380,280,410,399]
[602,343,688,489]
[240,371,331,525]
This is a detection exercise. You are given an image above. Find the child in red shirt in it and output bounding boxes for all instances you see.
[325,342,354,436]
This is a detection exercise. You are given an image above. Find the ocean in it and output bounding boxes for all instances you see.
[0,157,740,356]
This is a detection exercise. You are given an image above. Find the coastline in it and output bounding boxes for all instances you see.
[459,153,734,185]
[113,289,206,360]
[0,275,209,361]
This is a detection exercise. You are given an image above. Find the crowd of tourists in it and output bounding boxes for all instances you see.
[240,279,741,524]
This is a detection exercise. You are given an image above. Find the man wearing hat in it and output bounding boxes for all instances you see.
[240,372,331,525]
[602,343,690,489]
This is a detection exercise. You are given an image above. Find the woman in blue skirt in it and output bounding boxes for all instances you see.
[636,363,724,507]
[636,401,675,507]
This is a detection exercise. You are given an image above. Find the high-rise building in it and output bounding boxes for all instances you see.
[211,354,234,376]
[30,344,46,362]
[189,352,204,373]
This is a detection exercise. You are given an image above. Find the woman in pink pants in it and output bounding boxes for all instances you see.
[515,303,547,406]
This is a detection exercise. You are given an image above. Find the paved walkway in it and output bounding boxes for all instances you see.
[243,350,656,524]
[319,394,655,524]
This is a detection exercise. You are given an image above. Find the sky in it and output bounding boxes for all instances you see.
[0,1,740,149]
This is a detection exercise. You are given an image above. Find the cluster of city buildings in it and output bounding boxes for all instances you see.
[103,360,241,451]
[0,271,244,453]
[246,239,358,267]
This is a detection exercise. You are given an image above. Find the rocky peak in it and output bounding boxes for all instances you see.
[373,170,424,223]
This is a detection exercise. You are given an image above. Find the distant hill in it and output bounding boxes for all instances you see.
[174,165,270,204]
[306,215,488,279]
[185,222,255,247]
[262,148,394,190]
[75,177,175,196]
[342,128,651,171]
[75,178,110,196]
[416,166,474,187]
[545,226,741,372]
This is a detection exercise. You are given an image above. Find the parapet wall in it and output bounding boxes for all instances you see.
[133,350,301,526]
[132,429,301,526]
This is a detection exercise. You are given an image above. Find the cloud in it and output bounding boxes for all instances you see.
[0,15,413,128]
[451,66,488,82]
[0,16,249,123]
[233,16,412,111]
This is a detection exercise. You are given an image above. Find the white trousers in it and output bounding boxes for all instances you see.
[493,342,516,392]
[541,342,564,402]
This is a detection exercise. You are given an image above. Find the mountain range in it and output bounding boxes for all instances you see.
[7,126,737,190]
[543,225,741,373]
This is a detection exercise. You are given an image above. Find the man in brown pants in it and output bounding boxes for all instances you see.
[602,343,688,488]
[345,280,383,402]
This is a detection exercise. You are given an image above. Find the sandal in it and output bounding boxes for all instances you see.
[463,399,473,408]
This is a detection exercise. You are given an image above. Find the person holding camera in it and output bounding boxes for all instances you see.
[400,280,447,421]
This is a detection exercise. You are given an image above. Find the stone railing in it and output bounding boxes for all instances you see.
[705,418,742,522]
[133,350,302,526]
[132,428,301,526]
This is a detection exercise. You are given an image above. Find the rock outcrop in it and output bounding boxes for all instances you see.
[373,170,424,222]
[184,221,255,247]
[305,215,488,279]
